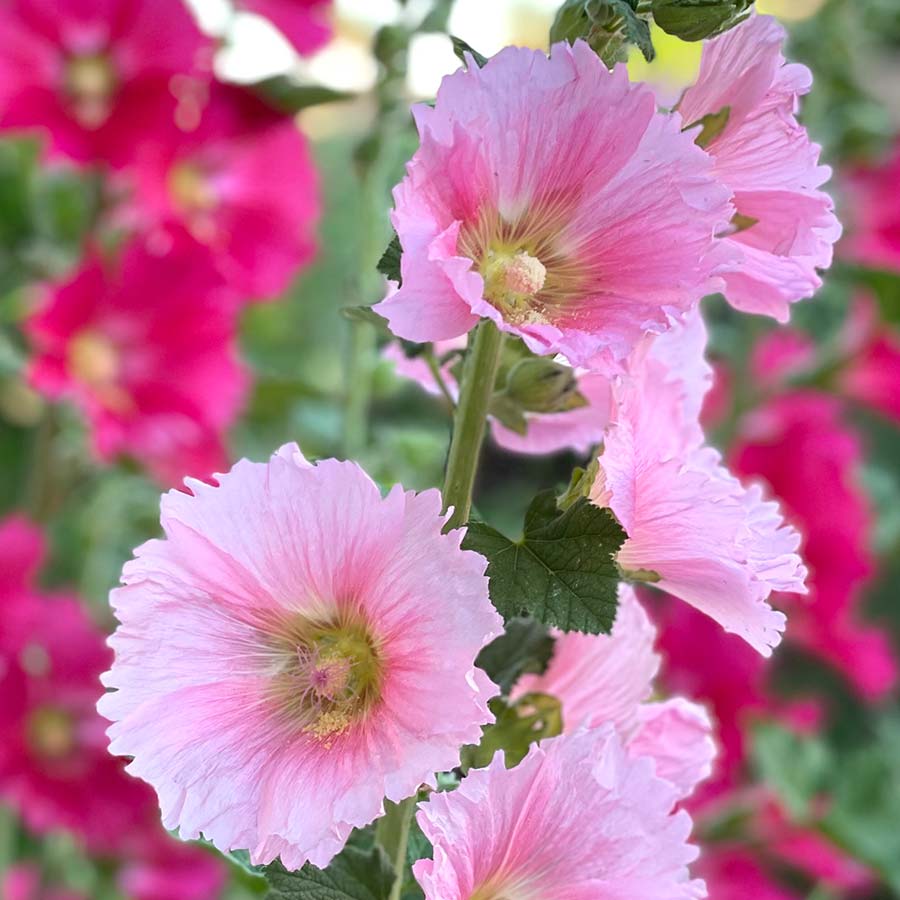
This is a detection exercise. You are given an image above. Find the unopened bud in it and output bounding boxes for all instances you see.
[651,0,753,42]
[505,358,583,414]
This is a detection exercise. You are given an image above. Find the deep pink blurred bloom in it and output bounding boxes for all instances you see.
[842,140,900,272]
[376,42,732,366]
[733,392,898,698]
[0,517,154,852]
[235,0,331,56]
[679,14,840,321]
[0,0,210,164]
[697,850,800,900]
[27,239,248,486]
[117,835,226,900]
[2,865,87,900]
[116,83,319,301]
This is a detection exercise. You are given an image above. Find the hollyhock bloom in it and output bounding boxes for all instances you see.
[698,850,799,900]
[2,866,87,900]
[235,0,332,56]
[99,444,502,870]
[26,239,247,485]
[842,140,900,272]
[385,338,612,455]
[0,0,210,164]
[514,585,714,798]
[733,392,897,698]
[0,517,157,852]
[591,316,805,656]
[414,727,706,899]
[679,14,840,321]
[375,41,732,366]
[116,83,319,300]
[117,836,226,900]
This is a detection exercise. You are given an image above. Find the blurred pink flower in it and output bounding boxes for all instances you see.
[99,444,502,870]
[514,585,715,799]
[0,517,155,853]
[697,849,799,900]
[733,392,898,698]
[679,14,840,321]
[235,0,332,56]
[2,865,87,900]
[842,140,900,272]
[592,316,805,656]
[375,42,732,366]
[27,238,248,486]
[414,727,706,899]
[116,83,319,301]
[0,0,211,164]
[117,835,226,900]
[384,338,612,456]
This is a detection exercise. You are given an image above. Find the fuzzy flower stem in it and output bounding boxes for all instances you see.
[441,319,504,531]
[376,796,417,900]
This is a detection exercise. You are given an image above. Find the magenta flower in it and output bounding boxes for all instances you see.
[26,239,247,485]
[116,84,319,301]
[235,0,332,56]
[514,585,714,799]
[414,727,706,899]
[0,0,210,164]
[99,444,502,869]
[592,315,805,655]
[679,14,841,321]
[375,42,732,366]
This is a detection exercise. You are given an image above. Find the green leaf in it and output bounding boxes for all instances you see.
[730,212,759,234]
[686,106,731,149]
[476,618,555,695]
[376,234,402,285]
[461,693,563,770]
[651,0,754,42]
[463,490,626,633]
[450,36,489,69]
[488,394,528,435]
[341,306,390,329]
[264,844,395,899]
[252,76,354,114]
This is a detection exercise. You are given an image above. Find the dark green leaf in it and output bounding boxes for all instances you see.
[652,0,753,42]
[450,36,489,69]
[476,618,556,694]
[461,693,563,770]
[264,844,394,899]
[730,212,759,234]
[463,490,626,633]
[377,233,402,284]
[686,106,731,149]
[253,76,354,115]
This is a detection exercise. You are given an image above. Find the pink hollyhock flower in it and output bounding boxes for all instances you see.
[385,338,612,455]
[698,850,799,900]
[2,865,87,900]
[591,315,805,656]
[26,239,248,486]
[116,83,319,301]
[99,444,502,870]
[0,517,158,853]
[235,0,332,56]
[0,0,210,164]
[117,835,226,900]
[514,585,715,798]
[733,392,897,698]
[679,14,841,321]
[414,727,706,899]
[374,41,732,366]
[842,140,900,272]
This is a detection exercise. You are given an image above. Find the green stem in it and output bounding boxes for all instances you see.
[375,797,416,900]
[424,347,456,411]
[441,320,504,530]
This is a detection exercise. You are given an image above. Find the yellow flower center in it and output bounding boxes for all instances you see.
[168,162,218,214]
[67,330,133,412]
[65,54,117,128]
[27,707,76,760]
[482,250,548,310]
[470,875,542,900]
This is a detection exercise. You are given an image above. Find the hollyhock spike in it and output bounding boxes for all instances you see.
[679,14,841,320]
[99,445,502,870]
[413,728,707,899]
[375,41,733,366]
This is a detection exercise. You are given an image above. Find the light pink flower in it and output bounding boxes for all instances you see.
[385,338,612,456]
[591,315,805,655]
[375,41,732,366]
[414,727,706,899]
[99,444,502,870]
[115,83,319,301]
[235,0,332,56]
[26,238,247,485]
[514,585,714,798]
[0,0,211,164]
[679,14,841,321]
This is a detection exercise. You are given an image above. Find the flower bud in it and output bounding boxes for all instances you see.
[504,357,585,414]
[651,0,753,42]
